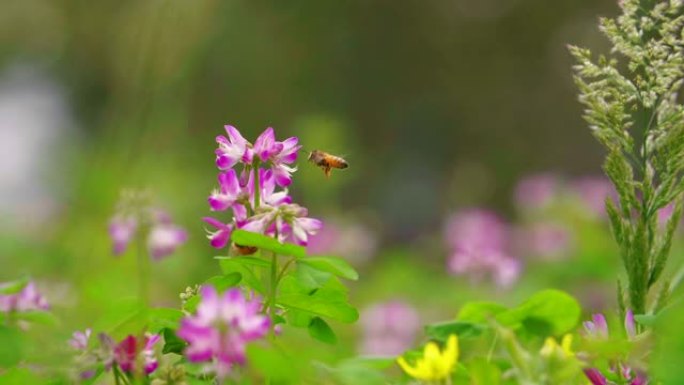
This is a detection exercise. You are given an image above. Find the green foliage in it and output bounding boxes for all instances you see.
[0,277,29,295]
[571,0,684,316]
[230,230,306,258]
[0,326,23,367]
[161,327,187,355]
[308,316,338,344]
[298,256,359,281]
[277,276,358,323]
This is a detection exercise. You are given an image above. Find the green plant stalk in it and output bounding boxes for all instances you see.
[137,229,150,310]
[269,251,278,337]
[253,161,261,210]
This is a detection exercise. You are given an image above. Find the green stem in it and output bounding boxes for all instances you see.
[253,161,261,210]
[269,252,278,337]
[275,258,296,287]
[137,229,150,309]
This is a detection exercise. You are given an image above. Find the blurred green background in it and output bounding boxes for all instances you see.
[4,0,680,374]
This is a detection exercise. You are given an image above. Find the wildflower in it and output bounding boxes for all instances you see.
[583,314,609,339]
[208,169,242,212]
[514,173,559,210]
[69,328,92,350]
[109,191,187,260]
[581,310,638,340]
[113,334,160,375]
[147,223,188,260]
[540,334,574,358]
[0,281,49,313]
[514,222,572,260]
[177,286,269,378]
[216,125,252,170]
[445,209,521,287]
[308,219,378,265]
[360,301,419,356]
[215,125,300,187]
[570,176,617,217]
[624,309,636,339]
[109,215,138,255]
[397,334,459,382]
[206,124,318,250]
[583,367,648,385]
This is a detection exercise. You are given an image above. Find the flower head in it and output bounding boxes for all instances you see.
[0,281,49,313]
[583,313,609,339]
[113,334,160,375]
[69,328,92,351]
[540,334,574,358]
[445,209,521,287]
[397,335,459,381]
[177,286,269,378]
[108,191,187,260]
[514,173,559,210]
[360,301,419,356]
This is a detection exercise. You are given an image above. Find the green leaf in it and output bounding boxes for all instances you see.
[299,256,359,280]
[13,311,59,327]
[183,295,200,314]
[285,308,313,328]
[468,358,501,385]
[214,255,272,268]
[246,344,299,382]
[278,276,358,323]
[457,302,508,323]
[308,317,337,344]
[148,308,184,332]
[425,320,487,341]
[634,314,657,326]
[231,230,306,258]
[496,289,581,336]
[0,278,29,295]
[220,259,265,294]
[295,263,333,291]
[0,367,41,384]
[278,292,358,323]
[205,273,242,291]
[161,327,187,355]
[0,326,23,367]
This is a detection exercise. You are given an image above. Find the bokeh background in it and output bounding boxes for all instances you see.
[3,0,679,373]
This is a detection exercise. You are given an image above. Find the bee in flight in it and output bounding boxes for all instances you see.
[308,150,349,178]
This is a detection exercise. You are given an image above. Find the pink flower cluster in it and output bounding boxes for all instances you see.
[204,125,322,250]
[359,301,419,356]
[109,200,187,260]
[444,209,521,287]
[177,286,270,378]
[583,311,645,385]
[0,281,49,312]
[68,329,160,378]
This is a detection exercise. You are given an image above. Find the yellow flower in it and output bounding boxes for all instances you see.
[397,334,459,381]
[540,334,574,358]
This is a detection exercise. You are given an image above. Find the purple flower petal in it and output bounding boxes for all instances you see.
[584,368,608,385]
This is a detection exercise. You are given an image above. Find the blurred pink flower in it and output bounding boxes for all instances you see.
[177,286,269,378]
[445,209,521,287]
[514,173,559,210]
[359,301,419,356]
[0,281,49,312]
[69,328,92,350]
[571,176,617,217]
[307,220,377,264]
[108,194,187,260]
[147,223,188,260]
[514,222,572,260]
[113,334,160,375]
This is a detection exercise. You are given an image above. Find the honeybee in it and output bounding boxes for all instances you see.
[308,150,349,178]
